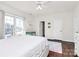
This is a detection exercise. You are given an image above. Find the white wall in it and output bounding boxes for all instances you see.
[62,12,73,42]
[33,11,73,42]
[24,14,36,32]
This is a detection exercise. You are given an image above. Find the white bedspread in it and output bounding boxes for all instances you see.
[0,35,48,57]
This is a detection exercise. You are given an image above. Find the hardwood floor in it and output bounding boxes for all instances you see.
[62,41,74,57]
[48,39,75,57]
[48,51,62,57]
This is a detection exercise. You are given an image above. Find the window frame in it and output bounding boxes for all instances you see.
[15,16,24,35]
[5,15,15,38]
[5,13,24,38]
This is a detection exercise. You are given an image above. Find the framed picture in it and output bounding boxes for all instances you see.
[48,26,51,28]
[48,22,51,25]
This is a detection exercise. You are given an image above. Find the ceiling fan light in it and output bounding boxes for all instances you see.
[36,5,42,10]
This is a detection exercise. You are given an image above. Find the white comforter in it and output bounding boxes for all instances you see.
[0,35,48,57]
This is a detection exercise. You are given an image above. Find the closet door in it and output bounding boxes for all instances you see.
[52,19,63,40]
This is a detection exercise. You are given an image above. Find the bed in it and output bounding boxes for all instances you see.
[0,35,49,57]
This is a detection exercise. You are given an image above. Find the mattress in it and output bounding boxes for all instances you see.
[0,35,48,57]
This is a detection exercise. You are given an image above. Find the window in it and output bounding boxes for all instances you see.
[5,16,14,38]
[15,17,24,35]
[5,15,24,38]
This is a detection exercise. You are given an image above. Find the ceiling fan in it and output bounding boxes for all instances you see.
[35,1,50,10]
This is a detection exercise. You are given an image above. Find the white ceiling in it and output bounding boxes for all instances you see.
[1,1,79,15]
